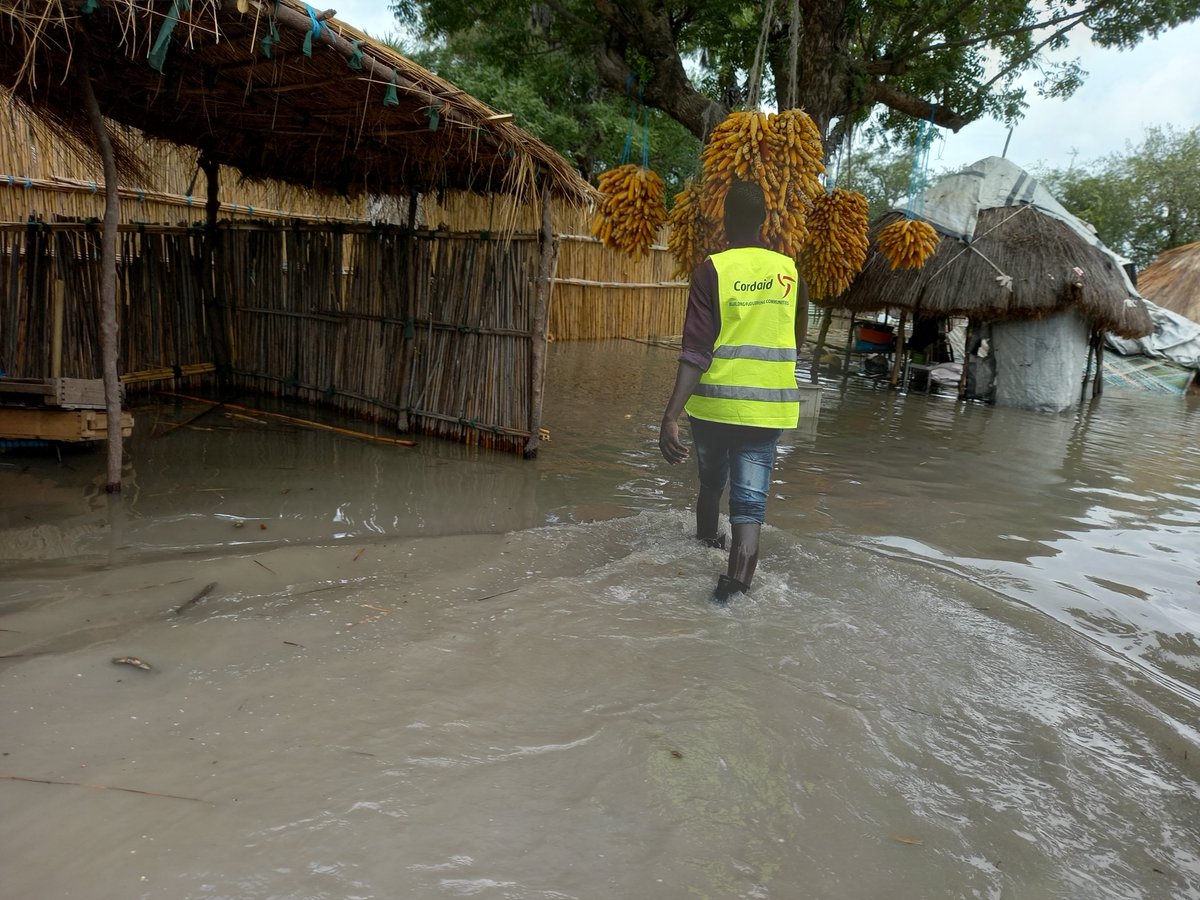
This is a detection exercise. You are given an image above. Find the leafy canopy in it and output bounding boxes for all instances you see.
[392,0,1200,152]
[1040,126,1200,270]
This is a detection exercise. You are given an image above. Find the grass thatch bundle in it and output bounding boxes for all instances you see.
[1137,241,1200,323]
[842,208,1152,338]
[0,0,595,210]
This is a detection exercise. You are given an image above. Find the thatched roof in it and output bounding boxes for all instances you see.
[0,0,596,207]
[1138,241,1200,324]
[839,158,1152,339]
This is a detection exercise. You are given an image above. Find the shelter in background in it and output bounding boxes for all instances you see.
[840,156,1152,411]
[1106,242,1200,391]
[1137,241,1200,324]
[0,0,598,457]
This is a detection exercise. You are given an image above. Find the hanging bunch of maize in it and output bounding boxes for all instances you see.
[768,109,826,201]
[876,217,941,269]
[666,178,725,279]
[698,111,775,224]
[591,163,667,261]
[677,108,825,268]
[799,189,870,300]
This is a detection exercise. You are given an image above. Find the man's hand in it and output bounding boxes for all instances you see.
[659,416,689,465]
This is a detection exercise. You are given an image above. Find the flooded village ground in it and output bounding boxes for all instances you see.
[2,339,1199,899]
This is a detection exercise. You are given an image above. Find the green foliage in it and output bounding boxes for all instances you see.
[389,0,1199,197]
[394,18,702,199]
[1040,126,1200,270]
[832,143,926,222]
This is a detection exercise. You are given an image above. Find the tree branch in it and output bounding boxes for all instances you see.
[593,42,727,140]
[894,0,983,58]
[977,20,1081,95]
[539,0,593,32]
[923,8,1093,55]
[867,81,973,132]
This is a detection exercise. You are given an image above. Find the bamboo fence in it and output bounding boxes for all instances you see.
[425,192,688,341]
[1,221,543,452]
[4,92,686,344]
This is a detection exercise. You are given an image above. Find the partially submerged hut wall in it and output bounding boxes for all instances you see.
[991,308,1091,411]
[426,193,687,341]
[1,222,541,452]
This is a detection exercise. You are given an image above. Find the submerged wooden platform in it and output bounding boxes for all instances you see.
[0,407,133,442]
[0,377,120,409]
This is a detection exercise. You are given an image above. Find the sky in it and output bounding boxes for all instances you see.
[332,1,1200,174]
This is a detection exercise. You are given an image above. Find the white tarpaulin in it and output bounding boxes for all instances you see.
[1106,298,1200,369]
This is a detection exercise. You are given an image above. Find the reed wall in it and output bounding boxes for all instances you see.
[2,96,687,343]
[0,222,541,452]
[425,193,688,341]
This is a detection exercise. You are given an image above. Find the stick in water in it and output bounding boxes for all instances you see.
[175,581,217,615]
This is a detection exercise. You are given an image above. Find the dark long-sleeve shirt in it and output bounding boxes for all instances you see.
[679,256,720,372]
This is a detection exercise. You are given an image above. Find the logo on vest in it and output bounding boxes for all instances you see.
[778,272,795,298]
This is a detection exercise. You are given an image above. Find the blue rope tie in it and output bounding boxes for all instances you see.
[302,4,325,57]
[384,69,400,107]
[148,0,191,73]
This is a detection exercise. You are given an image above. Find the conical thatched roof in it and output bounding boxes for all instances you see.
[0,0,596,208]
[1138,241,1200,323]
[840,158,1152,339]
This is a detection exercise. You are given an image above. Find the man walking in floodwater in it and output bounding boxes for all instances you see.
[659,180,808,604]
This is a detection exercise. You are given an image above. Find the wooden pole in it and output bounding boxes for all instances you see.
[200,154,231,392]
[809,305,832,384]
[1081,327,1095,403]
[407,190,420,230]
[163,393,416,447]
[50,275,65,379]
[524,181,557,459]
[1093,332,1104,398]
[841,312,856,378]
[76,39,123,492]
[889,309,907,388]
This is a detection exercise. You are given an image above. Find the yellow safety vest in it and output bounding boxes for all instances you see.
[685,247,800,428]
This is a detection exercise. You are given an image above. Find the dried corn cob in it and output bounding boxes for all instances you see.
[698,111,775,224]
[670,109,830,276]
[799,189,870,300]
[877,217,941,269]
[591,164,668,260]
[768,109,826,201]
[666,178,725,278]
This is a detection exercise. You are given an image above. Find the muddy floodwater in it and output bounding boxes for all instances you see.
[2,340,1199,900]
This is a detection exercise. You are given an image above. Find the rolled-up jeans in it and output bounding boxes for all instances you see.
[688,416,781,525]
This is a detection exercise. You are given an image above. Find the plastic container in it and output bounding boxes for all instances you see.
[858,323,895,345]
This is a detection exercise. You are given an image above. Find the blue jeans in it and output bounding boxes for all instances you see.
[689,416,781,525]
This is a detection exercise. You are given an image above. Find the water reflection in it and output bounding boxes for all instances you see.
[541,341,1200,701]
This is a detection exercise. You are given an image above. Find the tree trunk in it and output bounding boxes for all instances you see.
[76,40,123,492]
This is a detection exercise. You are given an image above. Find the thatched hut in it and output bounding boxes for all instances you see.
[1138,242,1200,323]
[841,156,1152,411]
[0,0,597,474]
